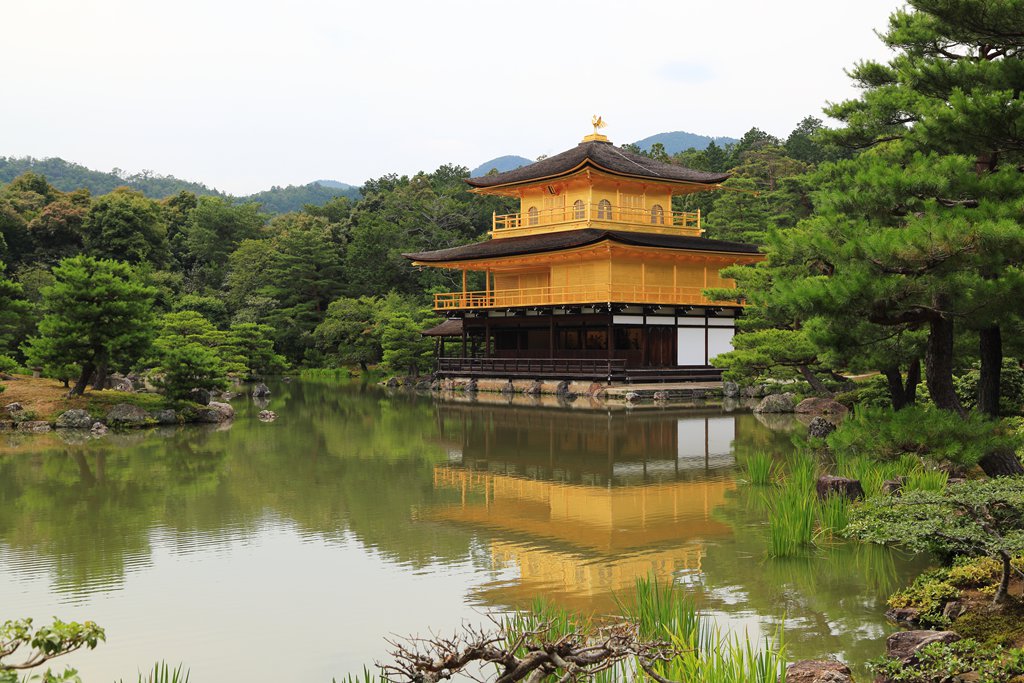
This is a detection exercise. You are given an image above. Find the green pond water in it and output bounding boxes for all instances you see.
[0,380,928,681]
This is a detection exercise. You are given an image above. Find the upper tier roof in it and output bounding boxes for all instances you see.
[465,140,730,189]
[404,228,760,263]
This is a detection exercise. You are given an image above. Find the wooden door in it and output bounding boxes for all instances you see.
[646,326,675,367]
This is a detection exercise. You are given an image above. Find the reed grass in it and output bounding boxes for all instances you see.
[741,451,776,486]
[817,494,851,538]
[618,577,786,683]
[120,662,190,683]
[766,483,818,557]
[903,468,948,492]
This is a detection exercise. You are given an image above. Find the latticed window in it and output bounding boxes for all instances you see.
[573,199,585,219]
[650,204,665,224]
[528,206,539,226]
[597,199,612,219]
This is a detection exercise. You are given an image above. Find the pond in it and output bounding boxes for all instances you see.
[0,380,927,681]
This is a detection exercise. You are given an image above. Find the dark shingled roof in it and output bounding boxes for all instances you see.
[420,318,463,336]
[404,229,760,263]
[465,140,730,188]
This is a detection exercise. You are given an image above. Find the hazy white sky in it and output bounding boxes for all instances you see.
[2,0,899,195]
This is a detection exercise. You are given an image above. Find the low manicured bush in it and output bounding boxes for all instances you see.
[826,405,1020,468]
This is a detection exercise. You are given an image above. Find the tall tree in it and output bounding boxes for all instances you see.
[825,0,1024,417]
[23,256,156,395]
[82,188,169,266]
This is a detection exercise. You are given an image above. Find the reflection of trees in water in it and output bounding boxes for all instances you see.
[0,383,477,596]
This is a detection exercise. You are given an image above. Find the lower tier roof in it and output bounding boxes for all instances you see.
[404,229,760,264]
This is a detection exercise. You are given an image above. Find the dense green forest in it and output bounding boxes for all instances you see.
[0,116,841,390]
[0,156,360,214]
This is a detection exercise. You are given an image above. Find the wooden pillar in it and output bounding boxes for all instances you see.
[462,269,468,306]
[461,328,467,359]
[549,316,555,359]
[485,317,491,358]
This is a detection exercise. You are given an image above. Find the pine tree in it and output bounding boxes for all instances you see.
[23,256,156,395]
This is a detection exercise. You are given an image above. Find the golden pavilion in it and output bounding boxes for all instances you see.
[405,123,762,382]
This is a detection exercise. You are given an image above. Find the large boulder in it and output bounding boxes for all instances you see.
[795,397,849,416]
[808,416,837,439]
[816,475,865,501]
[189,388,212,406]
[106,403,154,429]
[251,382,271,397]
[16,421,51,433]
[5,402,23,413]
[722,380,740,398]
[105,373,135,392]
[885,630,960,663]
[196,401,234,423]
[152,409,178,425]
[785,660,852,683]
[753,392,796,413]
[55,409,94,429]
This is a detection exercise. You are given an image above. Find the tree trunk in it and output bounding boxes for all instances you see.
[68,362,95,397]
[994,551,1012,605]
[797,365,832,396]
[926,309,965,415]
[359,361,368,372]
[91,362,109,391]
[978,325,1002,417]
[905,357,921,406]
[883,366,909,410]
[979,446,1024,477]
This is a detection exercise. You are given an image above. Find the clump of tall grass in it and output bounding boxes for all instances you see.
[619,577,786,683]
[817,494,851,539]
[741,451,776,486]
[904,468,948,493]
[766,484,817,557]
[119,662,189,683]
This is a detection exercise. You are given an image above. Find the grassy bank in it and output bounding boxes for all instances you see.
[1,374,172,422]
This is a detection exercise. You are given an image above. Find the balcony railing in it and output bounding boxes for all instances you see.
[433,283,738,311]
[493,203,700,235]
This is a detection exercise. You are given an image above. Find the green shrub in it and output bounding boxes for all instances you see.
[869,639,1024,682]
[947,556,1001,589]
[827,405,1020,468]
[887,569,958,628]
[954,359,1024,414]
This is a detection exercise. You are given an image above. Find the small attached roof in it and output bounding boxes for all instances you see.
[404,228,760,264]
[465,139,730,190]
[420,318,463,336]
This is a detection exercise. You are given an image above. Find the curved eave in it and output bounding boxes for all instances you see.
[406,237,763,269]
[465,159,731,195]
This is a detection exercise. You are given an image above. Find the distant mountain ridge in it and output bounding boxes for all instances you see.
[0,156,360,214]
[470,130,739,179]
[631,131,739,155]
[470,155,533,178]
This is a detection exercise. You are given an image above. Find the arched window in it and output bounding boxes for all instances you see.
[650,204,665,224]
[528,206,539,226]
[573,199,585,219]
[597,199,612,219]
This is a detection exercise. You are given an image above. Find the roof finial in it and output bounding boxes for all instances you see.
[583,115,610,143]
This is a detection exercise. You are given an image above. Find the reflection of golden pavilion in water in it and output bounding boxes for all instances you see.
[427,404,740,609]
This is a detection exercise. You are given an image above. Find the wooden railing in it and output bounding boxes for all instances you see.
[493,203,700,234]
[433,283,736,311]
